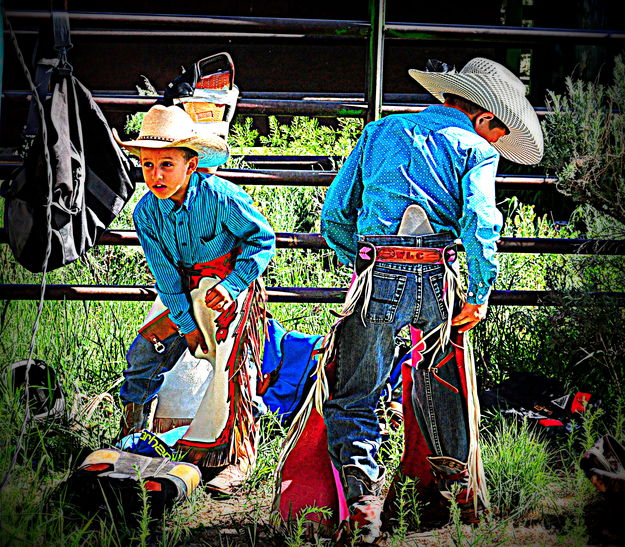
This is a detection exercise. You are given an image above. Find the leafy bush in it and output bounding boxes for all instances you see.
[472,54,625,409]
[541,54,625,228]
[509,55,625,410]
[472,200,624,409]
[230,115,362,165]
[229,116,259,149]
[470,198,579,387]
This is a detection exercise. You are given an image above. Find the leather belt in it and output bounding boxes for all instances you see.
[177,248,241,290]
[375,245,456,264]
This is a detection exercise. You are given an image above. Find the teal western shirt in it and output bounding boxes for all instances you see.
[321,105,503,305]
[133,172,276,333]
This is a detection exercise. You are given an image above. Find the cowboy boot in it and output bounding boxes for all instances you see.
[428,455,486,525]
[120,397,158,438]
[334,464,387,546]
[203,463,247,496]
[204,422,258,496]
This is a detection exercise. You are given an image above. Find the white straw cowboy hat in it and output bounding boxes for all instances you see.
[408,57,544,165]
[113,104,230,167]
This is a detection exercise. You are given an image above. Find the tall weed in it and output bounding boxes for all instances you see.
[481,414,557,522]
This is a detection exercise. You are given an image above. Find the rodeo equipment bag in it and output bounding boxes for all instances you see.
[2,12,134,272]
[65,448,201,518]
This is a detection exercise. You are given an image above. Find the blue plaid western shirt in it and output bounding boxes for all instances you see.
[133,172,276,333]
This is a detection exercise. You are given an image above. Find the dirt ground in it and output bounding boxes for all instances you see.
[172,485,625,546]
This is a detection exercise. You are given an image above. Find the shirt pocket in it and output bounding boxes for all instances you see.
[366,271,407,324]
[198,231,236,257]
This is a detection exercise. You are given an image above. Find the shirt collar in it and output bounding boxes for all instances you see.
[425,103,476,133]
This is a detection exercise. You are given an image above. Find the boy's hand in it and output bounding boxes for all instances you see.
[184,328,209,355]
[451,302,488,333]
[204,284,234,311]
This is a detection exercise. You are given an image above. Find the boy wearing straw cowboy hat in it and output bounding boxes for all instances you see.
[320,57,543,542]
[113,104,276,494]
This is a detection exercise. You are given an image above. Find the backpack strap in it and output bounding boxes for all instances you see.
[23,11,72,139]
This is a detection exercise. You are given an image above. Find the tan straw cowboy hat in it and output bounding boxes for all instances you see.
[409,57,544,165]
[113,104,230,167]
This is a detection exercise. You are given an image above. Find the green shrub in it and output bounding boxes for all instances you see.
[256,115,362,160]
[535,56,625,413]
[470,197,579,387]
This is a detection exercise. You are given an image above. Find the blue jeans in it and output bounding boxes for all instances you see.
[121,330,268,419]
[120,332,188,405]
[323,233,469,499]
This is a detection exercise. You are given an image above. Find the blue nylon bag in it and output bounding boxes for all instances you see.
[261,318,323,423]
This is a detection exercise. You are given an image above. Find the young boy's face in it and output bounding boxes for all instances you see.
[140,148,198,205]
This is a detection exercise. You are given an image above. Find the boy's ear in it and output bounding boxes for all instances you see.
[187,155,199,173]
[474,111,495,128]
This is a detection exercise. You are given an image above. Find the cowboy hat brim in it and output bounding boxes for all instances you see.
[408,69,544,165]
[112,127,230,167]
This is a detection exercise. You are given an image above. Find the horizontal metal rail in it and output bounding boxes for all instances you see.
[1,91,552,117]
[5,11,371,37]
[0,161,559,189]
[1,91,368,117]
[91,91,434,102]
[206,170,557,190]
[0,229,622,254]
[384,22,625,44]
[1,284,623,306]
[6,11,625,45]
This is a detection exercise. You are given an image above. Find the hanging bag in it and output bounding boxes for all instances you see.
[2,11,135,272]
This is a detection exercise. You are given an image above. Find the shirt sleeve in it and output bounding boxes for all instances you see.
[458,149,503,305]
[218,194,277,299]
[320,128,366,266]
[133,206,197,334]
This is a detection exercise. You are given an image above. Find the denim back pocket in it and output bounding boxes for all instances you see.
[427,271,449,321]
[366,271,407,323]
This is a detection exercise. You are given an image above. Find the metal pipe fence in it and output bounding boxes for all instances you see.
[2,5,624,308]
[0,160,559,189]
[2,229,623,255]
[0,90,553,117]
[2,228,623,306]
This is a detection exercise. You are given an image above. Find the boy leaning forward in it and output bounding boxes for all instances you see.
[113,104,276,494]
[321,58,544,543]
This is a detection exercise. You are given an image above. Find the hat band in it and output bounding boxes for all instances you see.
[137,135,176,143]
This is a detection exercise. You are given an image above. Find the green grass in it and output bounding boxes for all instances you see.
[481,414,558,522]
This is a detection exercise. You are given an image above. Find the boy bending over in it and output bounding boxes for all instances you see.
[113,104,276,493]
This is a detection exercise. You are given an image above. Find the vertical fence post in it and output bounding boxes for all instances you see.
[365,0,386,124]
